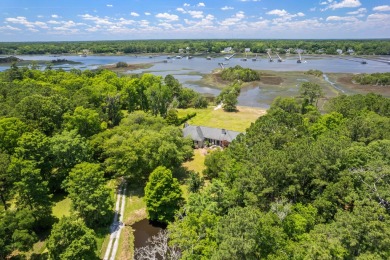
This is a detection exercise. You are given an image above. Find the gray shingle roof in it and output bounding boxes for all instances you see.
[183,124,242,143]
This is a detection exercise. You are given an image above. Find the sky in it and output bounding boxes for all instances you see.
[0,0,390,41]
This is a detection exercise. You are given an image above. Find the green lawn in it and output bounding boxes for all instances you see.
[52,195,71,219]
[178,106,266,132]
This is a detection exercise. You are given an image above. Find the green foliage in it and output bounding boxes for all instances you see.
[165,109,180,125]
[9,158,52,223]
[0,209,38,258]
[115,61,128,68]
[47,217,97,260]
[63,106,103,137]
[64,162,113,227]
[100,112,192,181]
[187,171,204,193]
[220,65,260,82]
[49,130,91,191]
[169,94,390,259]
[216,82,241,112]
[145,166,184,223]
[353,72,390,86]
[304,69,323,77]
[299,82,323,107]
[0,117,28,153]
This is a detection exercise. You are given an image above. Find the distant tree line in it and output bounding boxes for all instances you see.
[0,39,389,55]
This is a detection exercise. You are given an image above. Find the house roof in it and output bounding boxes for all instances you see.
[183,124,242,143]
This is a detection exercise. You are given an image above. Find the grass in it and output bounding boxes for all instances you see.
[177,106,266,132]
[52,194,71,219]
[183,149,206,175]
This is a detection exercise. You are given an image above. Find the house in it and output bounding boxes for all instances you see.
[183,124,242,148]
[222,47,233,53]
[337,49,343,55]
[244,48,251,53]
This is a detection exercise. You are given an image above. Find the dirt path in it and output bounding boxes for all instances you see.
[103,181,127,260]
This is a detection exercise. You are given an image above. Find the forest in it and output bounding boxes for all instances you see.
[0,63,390,259]
[0,65,204,259]
[167,93,390,259]
[0,39,389,55]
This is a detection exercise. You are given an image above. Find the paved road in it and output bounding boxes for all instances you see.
[103,181,127,260]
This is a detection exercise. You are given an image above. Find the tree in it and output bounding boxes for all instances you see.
[47,217,97,260]
[0,117,28,153]
[64,162,113,227]
[49,130,91,191]
[299,82,323,107]
[144,166,184,223]
[0,151,11,209]
[0,209,38,258]
[9,158,52,226]
[165,109,180,126]
[216,82,241,112]
[63,106,103,137]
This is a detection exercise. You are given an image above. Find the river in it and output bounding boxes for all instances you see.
[1,54,389,107]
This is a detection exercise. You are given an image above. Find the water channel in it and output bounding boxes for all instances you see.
[1,54,389,107]
[132,219,163,249]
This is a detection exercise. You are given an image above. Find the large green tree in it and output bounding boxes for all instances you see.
[144,166,183,223]
[64,162,113,227]
[47,217,97,260]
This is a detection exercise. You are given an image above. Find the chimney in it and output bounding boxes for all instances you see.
[222,129,226,135]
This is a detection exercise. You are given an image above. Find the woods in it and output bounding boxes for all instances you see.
[169,93,390,259]
[0,62,389,259]
[0,66,195,258]
[0,39,389,55]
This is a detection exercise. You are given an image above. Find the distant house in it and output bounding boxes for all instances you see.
[222,47,233,53]
[244,48,251,53]
[347,48,355,54]
[337,49,343,55]
[183,124,242,148]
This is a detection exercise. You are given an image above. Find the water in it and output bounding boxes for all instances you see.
[1,54,389,107]
[132,219,163,249]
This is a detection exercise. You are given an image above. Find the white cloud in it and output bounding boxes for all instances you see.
[144,12,151,16]
[188,11,204,19]
[130,12,139,17]
[48,20,61,24]
[197,2,205,7]
[373,5,390,12]
[220,11,245,26]
[5,16,49,29]
[37,15,44,18]
[0,25,21,31]
[267,9,288,16]
[266,9,305,21]
[79,14,113,25]
[183,3,190,7]
[328,0,361,10]
[326,15,358,22]
[51,14,59,18]
[347,8,366,15]
[367,13,390,21]
[176,8,186,13]
[221,6,234,11]
[107,4,113,7]
[155,13,179,21]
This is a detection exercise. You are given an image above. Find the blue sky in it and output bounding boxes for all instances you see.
[1,0,389,41]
